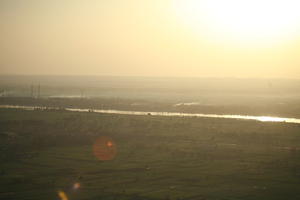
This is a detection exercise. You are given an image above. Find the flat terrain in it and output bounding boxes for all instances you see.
[1,109,300,200]
[1,76,300,118]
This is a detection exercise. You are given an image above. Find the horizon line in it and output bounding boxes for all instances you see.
[0,73,300,80]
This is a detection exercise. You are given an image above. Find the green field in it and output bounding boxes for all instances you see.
[1,108,300,200]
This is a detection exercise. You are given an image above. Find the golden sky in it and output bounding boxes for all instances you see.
[1,0,300,78]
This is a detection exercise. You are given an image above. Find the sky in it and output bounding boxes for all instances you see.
[1,0,300,78]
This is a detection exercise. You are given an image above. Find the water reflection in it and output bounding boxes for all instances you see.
[1,105,300,124]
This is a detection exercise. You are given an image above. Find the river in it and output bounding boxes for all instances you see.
[1,105,300,124]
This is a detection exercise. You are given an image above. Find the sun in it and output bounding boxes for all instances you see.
[173,0,300,44]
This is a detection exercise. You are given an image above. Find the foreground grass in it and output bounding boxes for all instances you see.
[1,109,300,200]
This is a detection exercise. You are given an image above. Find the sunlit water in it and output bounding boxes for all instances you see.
[1,105,300,124]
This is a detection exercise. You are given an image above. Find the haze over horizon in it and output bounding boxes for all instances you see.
[1,0,300,78]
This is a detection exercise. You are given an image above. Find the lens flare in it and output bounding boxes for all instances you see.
[107,141,113,147]
[58,190,68,200]
[73,182,81,190]
[93,136,117,161]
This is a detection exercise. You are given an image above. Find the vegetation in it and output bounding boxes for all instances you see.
[1,108,300,199]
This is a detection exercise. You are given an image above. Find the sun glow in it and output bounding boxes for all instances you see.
[173,0,300,44]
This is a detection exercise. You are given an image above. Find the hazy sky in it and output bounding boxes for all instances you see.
[1,0,300,78]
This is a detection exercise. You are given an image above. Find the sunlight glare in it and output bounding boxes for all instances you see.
[257,116,286,122]
[173,0,300,43]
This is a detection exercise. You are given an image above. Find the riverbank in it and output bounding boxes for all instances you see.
[1,97,300,119]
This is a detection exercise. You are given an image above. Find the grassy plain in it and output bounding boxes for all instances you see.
[1,108,300,200]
